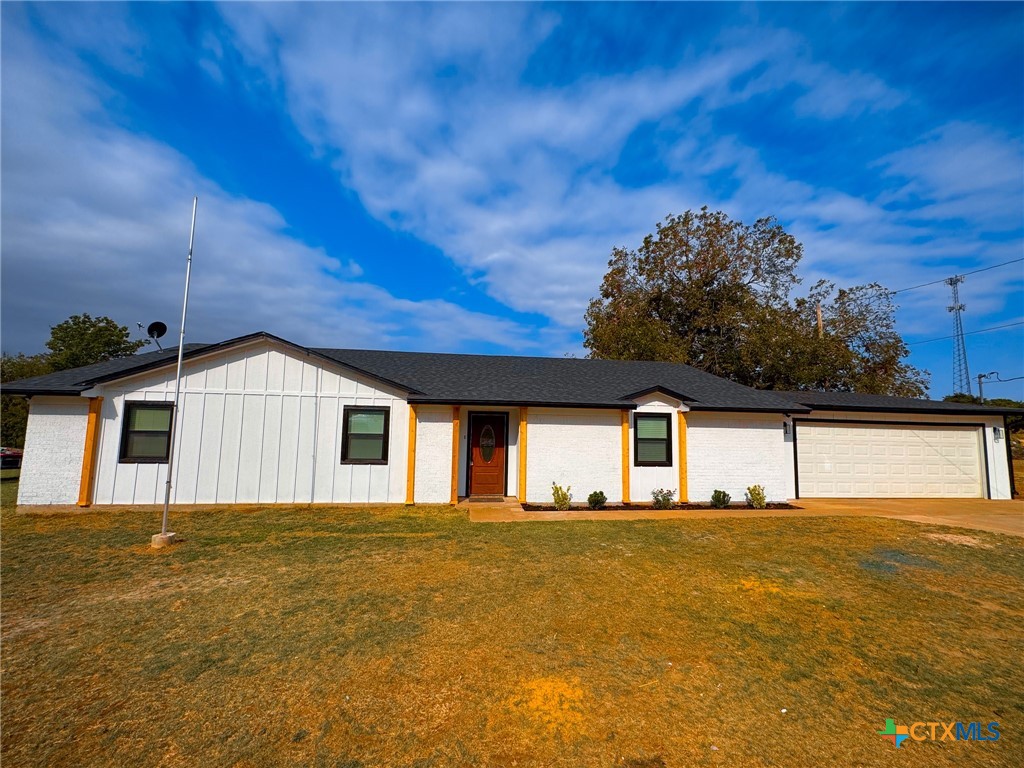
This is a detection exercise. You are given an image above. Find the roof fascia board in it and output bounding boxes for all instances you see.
[408,397,637,410]
[799,403,1024,416]
[0,387,83,397]
[687,404,812,414]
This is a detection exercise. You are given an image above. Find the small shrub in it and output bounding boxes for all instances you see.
[710,489,731,509]
[651,488,675,510]
[745,484,767,509]
[551,483,572,511]
[587,490,607,510]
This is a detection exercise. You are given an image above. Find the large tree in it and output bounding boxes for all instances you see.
[584,207,928,396]
[1,353,53,448]
[2,315,148,448]
[45,314,148,371]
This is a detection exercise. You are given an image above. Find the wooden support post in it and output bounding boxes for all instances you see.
[621,409,631,504]
[450,406,461,504]
[405,404,417,505]
[518,407,528,502]
[77,397,103,507]
[677,411,688,503]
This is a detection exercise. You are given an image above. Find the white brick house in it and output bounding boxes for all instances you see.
[6,332,1019,507]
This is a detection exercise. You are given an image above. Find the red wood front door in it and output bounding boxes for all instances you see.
[469,414,506,496]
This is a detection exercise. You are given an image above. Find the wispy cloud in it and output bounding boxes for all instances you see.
[0,11,544,355]
[877,121,1024,230]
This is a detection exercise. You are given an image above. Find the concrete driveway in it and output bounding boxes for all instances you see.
[793,497,1024,537]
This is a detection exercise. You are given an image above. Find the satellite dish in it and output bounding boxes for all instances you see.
[147,321,168,350]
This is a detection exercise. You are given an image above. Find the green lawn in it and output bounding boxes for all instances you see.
[2,481,1021,767]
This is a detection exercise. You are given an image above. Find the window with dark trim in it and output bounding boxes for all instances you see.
[119,402,174,463]
[341,406,390,464]
[634,413,672,467]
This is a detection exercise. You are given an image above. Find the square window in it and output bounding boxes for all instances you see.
[341,406,390,464]
[119,402,174,463]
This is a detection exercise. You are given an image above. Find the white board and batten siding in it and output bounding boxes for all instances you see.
[794,411,1011,500]
[91,339,410,505]
[17,397,90,504]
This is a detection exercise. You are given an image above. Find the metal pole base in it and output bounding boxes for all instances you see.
[151,532,178,548]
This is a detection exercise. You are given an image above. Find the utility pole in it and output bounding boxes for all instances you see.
[945,275,971,395]
[977,372,998,404]
[815,301,824,339]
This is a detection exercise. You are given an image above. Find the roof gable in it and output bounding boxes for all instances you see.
[620,386,692,404]
[2,332,418,398]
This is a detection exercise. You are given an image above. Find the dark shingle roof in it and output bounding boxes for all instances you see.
[777,390,1024,416]
[314,348,807,411]
[3,331,803,411]
[1,345,210,395]
[5,331,1018,416]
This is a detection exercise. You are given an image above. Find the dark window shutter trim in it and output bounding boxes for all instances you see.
[633,412,673,467]
[118,401,175,463]
[340,405,391,465]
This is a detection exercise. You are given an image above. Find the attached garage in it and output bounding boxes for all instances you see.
[795,420,986,498]
[776,390,1018,501]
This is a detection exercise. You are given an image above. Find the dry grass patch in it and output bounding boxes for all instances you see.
[924,532,993,549]
[2,482,1022,767]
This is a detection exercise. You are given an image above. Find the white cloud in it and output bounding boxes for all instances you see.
[791,65,906,119]
[877,121,1024,231]
[704,27,907,119]
[0,14,545,356]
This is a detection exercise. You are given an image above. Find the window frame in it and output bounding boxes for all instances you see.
[118,401,175,464]
[340,405,391,465]
[633,412,673,467]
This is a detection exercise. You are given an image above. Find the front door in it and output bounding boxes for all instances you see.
[469,414,506,496]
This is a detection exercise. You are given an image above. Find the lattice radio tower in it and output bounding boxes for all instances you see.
[945,275,971,395]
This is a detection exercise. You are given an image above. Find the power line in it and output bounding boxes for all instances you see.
[892,257,1024,295]
[907,320,1024,345]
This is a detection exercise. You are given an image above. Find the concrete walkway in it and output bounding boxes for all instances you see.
[466,497,1024,537]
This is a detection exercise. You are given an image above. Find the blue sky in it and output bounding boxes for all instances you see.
[2,2,1022,399]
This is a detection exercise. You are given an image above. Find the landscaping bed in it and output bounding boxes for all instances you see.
[522,502,797,511]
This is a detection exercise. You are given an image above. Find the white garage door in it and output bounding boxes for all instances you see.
[796,422,985,498]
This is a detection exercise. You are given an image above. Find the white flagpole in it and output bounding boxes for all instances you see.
[156,196,198,545]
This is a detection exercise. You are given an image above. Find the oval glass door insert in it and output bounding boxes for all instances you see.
[480,425,496,463]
